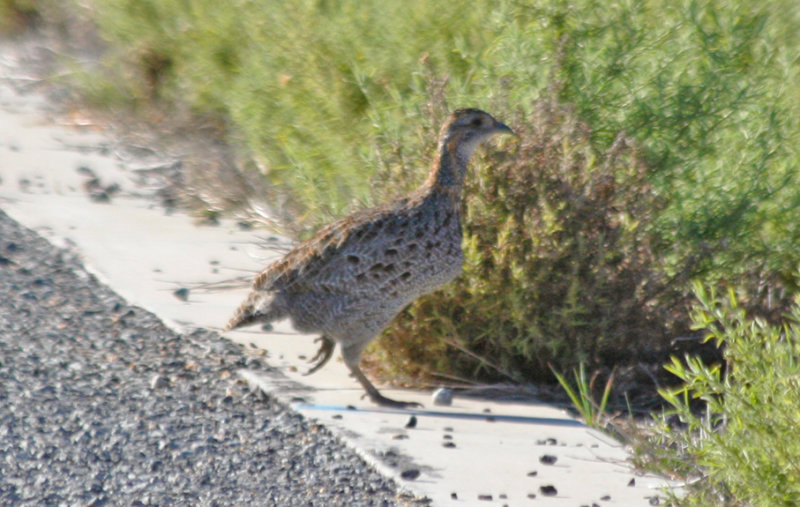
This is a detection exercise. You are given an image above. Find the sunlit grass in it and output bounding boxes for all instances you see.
[642,283,800,505]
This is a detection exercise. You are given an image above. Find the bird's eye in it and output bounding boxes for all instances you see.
[471,117,483,127]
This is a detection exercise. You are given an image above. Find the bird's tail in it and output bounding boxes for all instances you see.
[225,291,285,331]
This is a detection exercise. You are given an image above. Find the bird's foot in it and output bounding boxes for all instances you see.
[367,392,423,409]
[303,335,335,376]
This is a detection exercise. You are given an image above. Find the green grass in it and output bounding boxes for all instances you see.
[27,0,796,380]
[87,0,500,221]
[643,283,800,505]
[552,362,614,430]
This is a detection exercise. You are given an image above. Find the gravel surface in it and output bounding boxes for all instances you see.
[0,210,410,506]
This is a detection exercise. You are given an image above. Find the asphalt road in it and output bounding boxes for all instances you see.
[0,209,415,506]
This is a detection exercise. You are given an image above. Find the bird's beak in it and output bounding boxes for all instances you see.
[495,121,514,135]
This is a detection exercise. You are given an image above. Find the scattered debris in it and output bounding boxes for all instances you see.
[539,485,557,496]
[539,454,557,465]
[400,469,420,481]
[173,287,190,301]
[432,388,453,406]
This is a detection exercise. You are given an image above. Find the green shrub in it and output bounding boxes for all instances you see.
[49,0,800,380]
[374,97,690,382]
[373,0,800,380]
[646,283,800,505]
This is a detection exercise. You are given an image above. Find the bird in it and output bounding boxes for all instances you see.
[225,108,513,408]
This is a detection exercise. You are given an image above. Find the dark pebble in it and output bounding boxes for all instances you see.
[172,287,190,301]
[539,485,557,496]
[404,415,417,429]
[539,454,557,465]
[400,469,420,480]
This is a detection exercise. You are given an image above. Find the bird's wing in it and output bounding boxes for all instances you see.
[252,198,418,294]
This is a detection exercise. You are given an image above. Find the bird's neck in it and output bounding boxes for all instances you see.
[424,137,472,202]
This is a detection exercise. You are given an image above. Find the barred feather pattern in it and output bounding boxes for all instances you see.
[224,109,512,406]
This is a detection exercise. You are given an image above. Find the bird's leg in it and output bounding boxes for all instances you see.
[303,335,335,376]
[346,363,423,409]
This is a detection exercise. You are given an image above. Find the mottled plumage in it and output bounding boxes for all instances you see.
[226,109,513,407]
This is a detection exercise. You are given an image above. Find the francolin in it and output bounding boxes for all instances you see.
[226,109,513,407]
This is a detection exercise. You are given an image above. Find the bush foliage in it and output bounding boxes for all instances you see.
[375,98,690,381]
[647,284,800,505]
[18,0,800,378]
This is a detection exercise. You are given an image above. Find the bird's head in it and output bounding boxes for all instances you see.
[440,108,514,165]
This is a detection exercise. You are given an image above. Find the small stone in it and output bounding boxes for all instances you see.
[400,469,420,480]
[527,493,536,499]
[601,495,611,501]
[173,288,189,301]
[431,388,453,406]
[442,442,456,448]
[648,496,661,505]
[526,470,538,477]
[332,414,343,420]
[627,478,636,487]
[450,492,457,500]
[391,434,408,440]
[443,426,453,432]
[77,165,95,176]
[442,434,453,440]
[477,494,492,501]
[539,454,557,465]
[261,323,273,331]
[150,374,168,389]
[539,485,557,496]
[404,415,417,429]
